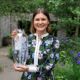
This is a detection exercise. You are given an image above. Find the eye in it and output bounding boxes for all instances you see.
[34,18,40,21]
[41,18,46,21]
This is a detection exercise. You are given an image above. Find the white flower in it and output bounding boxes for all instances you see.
[45,40,52,46]
[28,44,31,47]
[46,65,50,70]
[32,53,34,58]
[46,64,53,70]
[32,39,36,46]
[24,72,28,76]
[54,40,60,48]
[38,53,43,59]
[56,53,59,60]
[46,49,50,52]
[44,51,47,54]
[29,34,33,37]
[28,74,31,79]
[50,53,54,58]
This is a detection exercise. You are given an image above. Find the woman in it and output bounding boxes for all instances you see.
[13,8,60,80]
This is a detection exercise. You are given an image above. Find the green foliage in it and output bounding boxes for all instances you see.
[0,0,13,15]
[0,0,47,14]
[0,65,3,72]
[48,0,80,37]
[54,37,80,80]
[8,46,13,59]
[0,0,79,31]
[54,62,73,80]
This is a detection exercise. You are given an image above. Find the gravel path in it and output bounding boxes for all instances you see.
[0,47,22,80]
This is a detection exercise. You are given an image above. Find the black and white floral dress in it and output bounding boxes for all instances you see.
[21,33,60,80]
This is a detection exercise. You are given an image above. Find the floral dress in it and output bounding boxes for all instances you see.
[21,33,60,80]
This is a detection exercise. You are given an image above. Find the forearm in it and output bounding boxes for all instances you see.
[13,63,39,72]
[27,65,39,72]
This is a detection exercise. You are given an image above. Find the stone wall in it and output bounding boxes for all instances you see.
[0,26,1,47]
[0,15,17,47]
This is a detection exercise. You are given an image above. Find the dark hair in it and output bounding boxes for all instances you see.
[30,8,51,33]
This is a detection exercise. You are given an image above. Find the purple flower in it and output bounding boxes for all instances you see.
[69,50,74,54]
[76,60,80,65]
[77,52,80,57]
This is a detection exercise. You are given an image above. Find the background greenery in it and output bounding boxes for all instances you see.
[54,37,80,80]
[0,0,80,37]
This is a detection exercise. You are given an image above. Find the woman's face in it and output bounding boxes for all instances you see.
[33,13,49,33]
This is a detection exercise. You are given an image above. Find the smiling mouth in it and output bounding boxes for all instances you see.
[37,24,45,27]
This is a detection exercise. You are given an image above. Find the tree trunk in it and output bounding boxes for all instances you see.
[57,28,66,39]
[75,26,79,37]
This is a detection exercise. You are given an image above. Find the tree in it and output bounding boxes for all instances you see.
[47,0,80,37]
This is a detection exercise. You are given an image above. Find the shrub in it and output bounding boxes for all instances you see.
[8,46,13,60]
[0,65,3,72]
[54,37,80,80]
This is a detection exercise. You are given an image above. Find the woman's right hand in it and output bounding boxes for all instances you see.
[13,63,29,72]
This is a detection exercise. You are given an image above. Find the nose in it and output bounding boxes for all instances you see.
[39,20,42,24]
